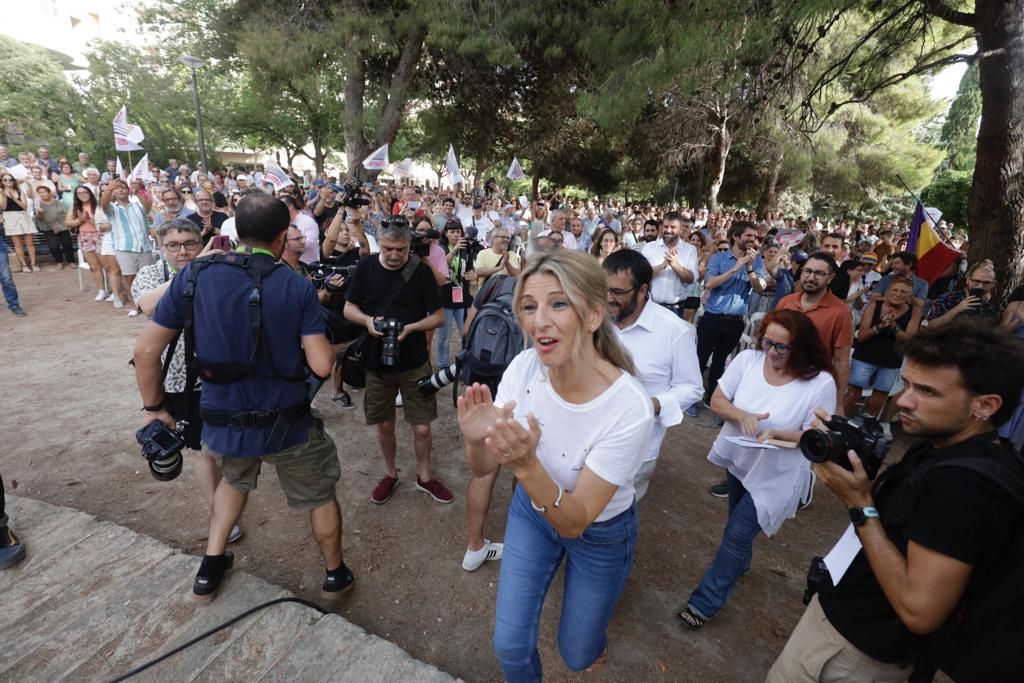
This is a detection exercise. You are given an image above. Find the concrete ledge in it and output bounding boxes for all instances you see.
[0,495,456,682]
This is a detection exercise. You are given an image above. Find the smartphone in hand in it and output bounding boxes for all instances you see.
[211,235,231,251]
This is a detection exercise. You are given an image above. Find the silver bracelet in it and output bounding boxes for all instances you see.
[530,484,564,513]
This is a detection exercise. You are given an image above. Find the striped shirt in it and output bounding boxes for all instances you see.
[109,198,151,252]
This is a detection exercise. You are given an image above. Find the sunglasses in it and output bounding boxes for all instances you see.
[717,247,729,252]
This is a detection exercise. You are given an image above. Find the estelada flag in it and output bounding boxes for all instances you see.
[906,201,960,284]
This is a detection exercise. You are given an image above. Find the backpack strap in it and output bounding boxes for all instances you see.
[925,445,1024,509]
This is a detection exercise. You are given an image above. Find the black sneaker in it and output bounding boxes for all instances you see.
[0,527,26,569]
[322,563,355,599]
[331,391,354,409]
[192,552,234,602]
[709,481,729,498]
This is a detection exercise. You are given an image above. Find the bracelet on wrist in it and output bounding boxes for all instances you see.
[530,484,564,513]
[142,399,165,412]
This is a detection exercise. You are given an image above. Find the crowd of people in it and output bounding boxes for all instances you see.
[4,145,1024,682]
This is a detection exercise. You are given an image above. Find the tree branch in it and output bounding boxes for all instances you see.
[923,0,975,27]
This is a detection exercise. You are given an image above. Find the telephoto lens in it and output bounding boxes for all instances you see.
[416,363,459,397]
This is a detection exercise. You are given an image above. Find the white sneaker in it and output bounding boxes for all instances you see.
[105,292,116,302]
[462,540,503,571]
[112,297,125,309]
[799,469,817,510]
[94,290,108,301]
[395,392,404,408]
[228,525,243,543]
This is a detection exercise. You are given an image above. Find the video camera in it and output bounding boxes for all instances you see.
[310,257,358,292]
[410,227,440,258]
[336,181,369,209]
[799,414,892,480]
[136,420,187,481]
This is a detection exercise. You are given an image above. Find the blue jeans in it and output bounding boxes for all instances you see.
[0,252,20,310]
[688,472,761,620]
[493,485,639,682]
[436,307,465,367]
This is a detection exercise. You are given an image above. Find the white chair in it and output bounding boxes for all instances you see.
[77,249,109,293]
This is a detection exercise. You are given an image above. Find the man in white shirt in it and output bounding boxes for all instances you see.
[604,249,703,500]
[641,210,699,318]
[536,209,577,250]
[462,201,495,244]
[282,195,321,264]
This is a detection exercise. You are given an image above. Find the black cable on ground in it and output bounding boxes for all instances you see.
[107,596,329,682]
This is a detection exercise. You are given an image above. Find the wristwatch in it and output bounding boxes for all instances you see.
[849,506,880,526]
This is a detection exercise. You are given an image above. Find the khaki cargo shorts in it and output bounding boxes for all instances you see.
[364,362,438,425]
[209,427,341,510]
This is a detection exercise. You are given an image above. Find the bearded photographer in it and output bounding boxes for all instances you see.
[133,193,353,602]
[767,322,1024,683]
[132,219,242,544]
[344,217,453,506]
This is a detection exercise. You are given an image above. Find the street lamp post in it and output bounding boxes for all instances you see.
[179,55,208,174]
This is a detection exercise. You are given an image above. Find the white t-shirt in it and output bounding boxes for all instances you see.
[709,350,836,536]
[295,212,320,264]
[495,349,654,521]
[642,239,700,305]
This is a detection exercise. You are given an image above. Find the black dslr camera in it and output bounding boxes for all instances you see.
[136,420,187,481]
[799,414,892,480]
[374,318,404,367]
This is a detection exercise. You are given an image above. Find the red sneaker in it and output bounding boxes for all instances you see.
[371,475,400,504]
[416,477,454,504]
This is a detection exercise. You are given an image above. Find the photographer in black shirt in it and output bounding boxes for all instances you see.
[768,322,1024,683]
[344,217,452,506]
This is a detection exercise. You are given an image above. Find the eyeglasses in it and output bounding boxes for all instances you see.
[761,338,792,355]
[607,287,635,297]
[717,247,729,252]
[181,190,193,195]
[968,278,995,288]
[163,240,201,252]
[802,268,831,279]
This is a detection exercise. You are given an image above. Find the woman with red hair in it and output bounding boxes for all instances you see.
[678,309,836,629]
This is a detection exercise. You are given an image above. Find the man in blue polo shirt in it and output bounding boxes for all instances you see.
[134,193,353,602]
[693,221,766,414]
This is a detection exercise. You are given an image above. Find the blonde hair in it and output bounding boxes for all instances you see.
[514,249,636,374]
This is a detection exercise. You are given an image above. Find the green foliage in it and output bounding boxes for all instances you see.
[922,170,972,229]
[0,36,77,147]
[938,61,980,172]
[69,41,238,166]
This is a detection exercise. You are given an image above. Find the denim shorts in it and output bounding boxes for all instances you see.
[849,358,900,393]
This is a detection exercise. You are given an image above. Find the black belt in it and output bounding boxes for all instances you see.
[657,301,684,308]
[201,402,310,428]
[704,312,745,322]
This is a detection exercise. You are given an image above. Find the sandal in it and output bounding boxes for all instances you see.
[677,607,706,630]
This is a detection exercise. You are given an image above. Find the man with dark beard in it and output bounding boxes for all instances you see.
[604,249,703,500]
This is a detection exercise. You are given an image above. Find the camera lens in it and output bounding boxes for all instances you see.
[149,453,183,482]
[799,430,840,464]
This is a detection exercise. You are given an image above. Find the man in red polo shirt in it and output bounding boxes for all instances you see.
[776,251,853,415]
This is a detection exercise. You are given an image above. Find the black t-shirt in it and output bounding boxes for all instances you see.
[187,211,228,245]
[829,270,851,299]
[820,434,1022,664]
[852,304,913,368]
[345,255,442,372]
[440,242,475,309]
[314,203,339,236]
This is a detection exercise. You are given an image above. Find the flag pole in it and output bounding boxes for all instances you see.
[896,174,958,249]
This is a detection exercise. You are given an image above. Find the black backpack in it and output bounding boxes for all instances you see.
[909,441,1024,682]
[456,274,523,397]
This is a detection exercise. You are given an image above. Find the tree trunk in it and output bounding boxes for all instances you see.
[343,54,368,177]
[702,115,731,213]
[313,141,325,177]
[687,157,705,209]
[531,172,541,201]
[968,0,1024,306]
[756,146,784,219]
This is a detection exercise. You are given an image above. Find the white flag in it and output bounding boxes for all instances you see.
[263,165,294,190]
[131,153,155,183]
[362,143,390,170]
[506,156,525,181]
[113,105,144,151]
[116,157,125,180]
[392,158,414,177]
[445,144,464,186]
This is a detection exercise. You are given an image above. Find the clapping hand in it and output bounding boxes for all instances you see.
[486,412,542,476]
[457,383,514,443]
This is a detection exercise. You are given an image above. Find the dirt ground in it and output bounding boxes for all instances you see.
[1,263,909,682]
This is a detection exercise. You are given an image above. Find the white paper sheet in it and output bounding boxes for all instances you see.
[723,435,779,450]
[823,523,863,585]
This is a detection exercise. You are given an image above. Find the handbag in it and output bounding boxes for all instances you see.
[342,255,420,388]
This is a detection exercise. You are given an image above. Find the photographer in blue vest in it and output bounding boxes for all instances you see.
[133,192,352,602]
